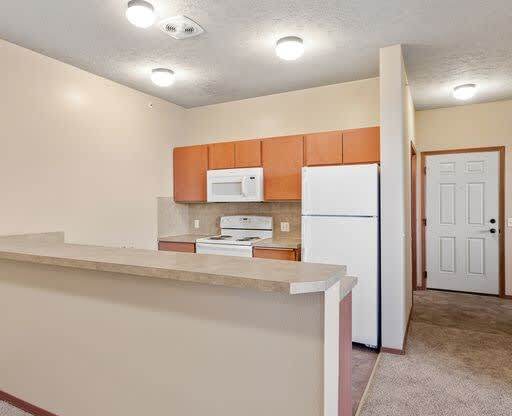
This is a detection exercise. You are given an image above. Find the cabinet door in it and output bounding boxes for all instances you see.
[235,140,261,167]
[173,145,208,202]
[304,131,343,166]
[342,127,380,164]
[262,135,304,200]
[253,248,299,261]
[208,142,235,170]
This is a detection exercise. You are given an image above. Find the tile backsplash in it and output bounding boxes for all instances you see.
[157,197,190,237]
[158,198,301,238]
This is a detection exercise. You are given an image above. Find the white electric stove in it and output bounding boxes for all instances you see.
[196,216,273,257]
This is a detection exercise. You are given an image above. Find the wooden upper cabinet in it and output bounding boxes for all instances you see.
[173,145,208,202]
[342,126,380,164]
[235,140,262,168]
[304,131,343,166]
[262,135,304,201]
[208,142,235,170]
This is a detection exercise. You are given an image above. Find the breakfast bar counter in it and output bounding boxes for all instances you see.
[0,234,347,295]
[0,233,356,416]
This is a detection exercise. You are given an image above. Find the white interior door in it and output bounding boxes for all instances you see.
[425,151,500,294]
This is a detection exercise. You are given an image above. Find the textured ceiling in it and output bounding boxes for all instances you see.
[0,0,511,109]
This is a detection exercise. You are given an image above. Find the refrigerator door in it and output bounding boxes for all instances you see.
[302,215,379,347]
[302,164,379,216]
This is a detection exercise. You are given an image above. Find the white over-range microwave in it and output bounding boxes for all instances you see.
[207,168,264,202]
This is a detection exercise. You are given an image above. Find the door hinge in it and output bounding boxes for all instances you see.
[424,166,427,175]
[423,271,427,279]
[422,218,427,226]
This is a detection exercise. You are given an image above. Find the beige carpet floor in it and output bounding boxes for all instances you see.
[358,290,512,416]
[0,402,30,416]
[352,345,379,414]
[1,347,378,416]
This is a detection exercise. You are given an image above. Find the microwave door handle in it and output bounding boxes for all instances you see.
[241,177,248,196]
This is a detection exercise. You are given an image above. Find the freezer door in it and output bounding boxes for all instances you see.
[302,216,379,347]
[302,164,379,216]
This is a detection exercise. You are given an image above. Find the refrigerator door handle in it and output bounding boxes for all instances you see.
[301,169,308,214]
[301,217,307,261]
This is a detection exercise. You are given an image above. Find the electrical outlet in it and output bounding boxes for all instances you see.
[508,218,512,227]
[280,222,290,232]
[194,219,200,229]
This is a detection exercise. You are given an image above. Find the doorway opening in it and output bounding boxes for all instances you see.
[420,147,505,296]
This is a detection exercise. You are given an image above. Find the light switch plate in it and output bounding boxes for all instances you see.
[280,222,290,232]
[508,218,512,227]
[194,219,200,229]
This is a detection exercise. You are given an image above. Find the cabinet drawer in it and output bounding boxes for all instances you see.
[158,242,196,253]
[253,247,299,261]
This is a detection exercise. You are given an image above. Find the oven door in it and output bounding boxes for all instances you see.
[207,168,263,202]
[196,243,253,257]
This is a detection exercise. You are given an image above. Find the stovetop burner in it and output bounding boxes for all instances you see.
[208,235,232,240]
[236,237,261,241]
[195,216,273,251]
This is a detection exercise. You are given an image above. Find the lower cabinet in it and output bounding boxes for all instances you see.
[158,242,196,253]
[253,247,301,261]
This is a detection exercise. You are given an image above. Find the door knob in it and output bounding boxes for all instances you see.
[490,218,496,224]
[490,228,496,234]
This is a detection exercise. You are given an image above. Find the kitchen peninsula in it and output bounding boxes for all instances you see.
[0,233,356,416]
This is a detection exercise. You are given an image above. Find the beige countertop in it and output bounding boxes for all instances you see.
[159,234,302,249]
[158,234,209,243]
[0,233,355,296]
[253,237,302,249]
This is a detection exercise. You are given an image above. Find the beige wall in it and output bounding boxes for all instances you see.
[416,99,512,296]
[0,39,186,249]
[184,77,380,144]
[162,77,380,238]
[403,64,415,325]
[0,40,381,251]
[379,45,413,351]
[0,259,324,415]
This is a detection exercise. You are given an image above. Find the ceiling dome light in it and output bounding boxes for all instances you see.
[453,84,476,100]
[126,0,156,28]
[276,36,304,61]
[151,68,175,87]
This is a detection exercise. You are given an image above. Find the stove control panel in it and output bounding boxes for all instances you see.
[220,216,273,231]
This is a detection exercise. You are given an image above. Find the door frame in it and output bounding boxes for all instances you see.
[420,146,506,297]
[411,142,418,292]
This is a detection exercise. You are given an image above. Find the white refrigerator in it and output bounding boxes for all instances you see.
[302,164,380,348]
